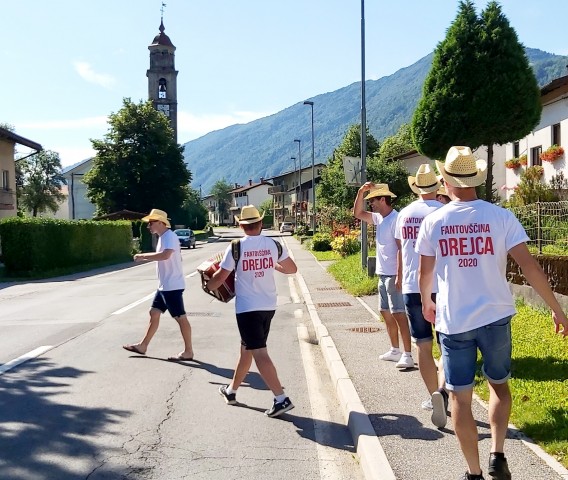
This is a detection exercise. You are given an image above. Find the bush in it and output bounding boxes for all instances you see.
[331,229,361,257]
[311,233,333,251]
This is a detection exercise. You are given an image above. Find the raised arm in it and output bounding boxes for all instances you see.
[353,182,375,225]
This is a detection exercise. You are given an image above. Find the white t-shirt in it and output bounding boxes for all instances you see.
[156,229,185,291]
[371,210,399,275]
[395,199,444,294]
[415,200,529,335]
[219,235,289,314]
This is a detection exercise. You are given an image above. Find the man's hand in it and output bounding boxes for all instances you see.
[422,297,436,324]
[133,253,146,262]
[359,181,375,193]
[553,311,568,337]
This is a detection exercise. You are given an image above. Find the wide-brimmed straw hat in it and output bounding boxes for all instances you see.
[142,208,171,228]
[364,183,397,200]
[236,205,265,224]
[435,146,487,188]
[436,184,448,196]
[408,163,441,195]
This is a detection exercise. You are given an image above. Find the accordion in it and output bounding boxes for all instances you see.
[197,252,236,303]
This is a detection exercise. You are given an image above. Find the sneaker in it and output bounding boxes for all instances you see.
[218,385,237,405]
[431,390,448,428]
[488,453,511,480]
[461,473,485,480]
[379,349,401,362]
[395,353,414,369]
[421,399,433,410]
[265,397,294,418]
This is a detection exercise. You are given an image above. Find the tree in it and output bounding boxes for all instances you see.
[318,124,379,210]
[411,0,541,201]
[84,98,191,221]
[210,179,233,225]
[18,150,66,217]
[180,188,208,229]
[259,198,273,214]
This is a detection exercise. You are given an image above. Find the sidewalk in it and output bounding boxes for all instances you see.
[283,234,568,480]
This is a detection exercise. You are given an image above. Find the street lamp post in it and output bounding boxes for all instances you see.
[291,156,297,227]
[303,100,315,233]
[360,0,368,270]
[294,139,302,225]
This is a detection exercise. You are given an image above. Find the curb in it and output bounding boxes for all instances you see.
[295,271,396,480]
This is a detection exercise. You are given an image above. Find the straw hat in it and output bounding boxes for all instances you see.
[436,184,448,196]
[435,146,487,188]
[141,208,171,228]
[408,163,441,195]
[364,183,397,200]
[236,205,264,224]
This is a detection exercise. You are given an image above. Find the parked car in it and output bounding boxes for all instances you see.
[174,229,196,249]
[279,222,295,234]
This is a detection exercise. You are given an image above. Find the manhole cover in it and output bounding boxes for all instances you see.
[316,287,342,291]
[349,326,380,333]
[316,302,352,307]
[187,312,220,317]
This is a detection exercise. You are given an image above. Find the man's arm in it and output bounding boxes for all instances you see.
[134,249,174,262]
[395,238,403,291]
[509,243,568,336]
[419,254,436,323]
[276,257,297,274]
[206,267,232,291]
[353,182,375,224]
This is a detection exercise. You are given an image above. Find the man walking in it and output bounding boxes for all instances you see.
[123,208,194,361]
[354,183,414,369]
[395,164,448,427]
[416,146,568,480]
[206,205,298,417]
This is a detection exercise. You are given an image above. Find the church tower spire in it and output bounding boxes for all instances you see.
[147,4,178,142]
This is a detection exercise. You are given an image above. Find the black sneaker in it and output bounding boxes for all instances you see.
[488,453,511,480]
[461,472,485,480]
[218,385,237,405]
[265,397,294,417]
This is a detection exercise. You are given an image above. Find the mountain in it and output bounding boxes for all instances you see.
[182,48,568,195]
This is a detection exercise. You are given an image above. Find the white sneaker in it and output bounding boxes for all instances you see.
[395,353,414,369]
[431,391,448,428]
[379,349,401,362]
[421,399,433,410]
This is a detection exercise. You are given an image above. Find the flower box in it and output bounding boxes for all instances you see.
[540,145,564,163]
[505,158,521,169]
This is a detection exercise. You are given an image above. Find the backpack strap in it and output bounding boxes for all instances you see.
[231,238,241,265]
[271,238,283,260]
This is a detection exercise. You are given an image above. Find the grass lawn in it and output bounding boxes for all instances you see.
[309,247,568,467]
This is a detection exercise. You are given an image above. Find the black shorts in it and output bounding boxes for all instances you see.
[236,310,275,350]
[151,289,186,317]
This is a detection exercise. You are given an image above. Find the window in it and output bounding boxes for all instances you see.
[531,146,542,166]
[158,78,167,99]
[1,170,8,190]
[513,141,520,158]
[552,123,561,146]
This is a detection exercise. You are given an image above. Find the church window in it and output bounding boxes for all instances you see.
[159,78,167,99]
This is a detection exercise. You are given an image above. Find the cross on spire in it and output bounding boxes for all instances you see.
[160,2,166,20]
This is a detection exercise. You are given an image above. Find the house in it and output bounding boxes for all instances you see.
[0,127,42,219]
[61,158,96,219]
[229,178,273,225]
[201,194,228,226]
[268,163,325,228]
[504,74,568,199]
[392,146,506,200]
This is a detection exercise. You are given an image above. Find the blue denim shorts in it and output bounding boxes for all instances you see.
[378,275,405,313]
[403,293,436,343]
[439,316,512,392]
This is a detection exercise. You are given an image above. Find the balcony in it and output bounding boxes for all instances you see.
[268,185,287,195]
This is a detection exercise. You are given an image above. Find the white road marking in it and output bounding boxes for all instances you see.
[289,277,301,303]
[186,271,198,278]
[111,292,154,315]
[356,297,380,321]
[297,324,346,479]
[0,346,53,375]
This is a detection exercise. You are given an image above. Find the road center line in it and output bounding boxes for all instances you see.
[112,292,154,315]
[0,346,53,375]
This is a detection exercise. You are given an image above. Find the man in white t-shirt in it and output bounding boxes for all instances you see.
[416,147,568,480]
[395,164,447,427]
[354,183,414,369]
[123,208,194,362]
[206,205,298,418]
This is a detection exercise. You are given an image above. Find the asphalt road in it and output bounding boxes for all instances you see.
[0,232,363,480]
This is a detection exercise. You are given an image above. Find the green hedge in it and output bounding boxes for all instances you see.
[0,217,133,276]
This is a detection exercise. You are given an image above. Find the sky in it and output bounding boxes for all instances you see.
[2,1,568,168]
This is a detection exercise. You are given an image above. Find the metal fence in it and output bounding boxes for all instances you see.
[509,201,568,254]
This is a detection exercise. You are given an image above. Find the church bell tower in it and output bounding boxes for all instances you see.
[147,14,178,142]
